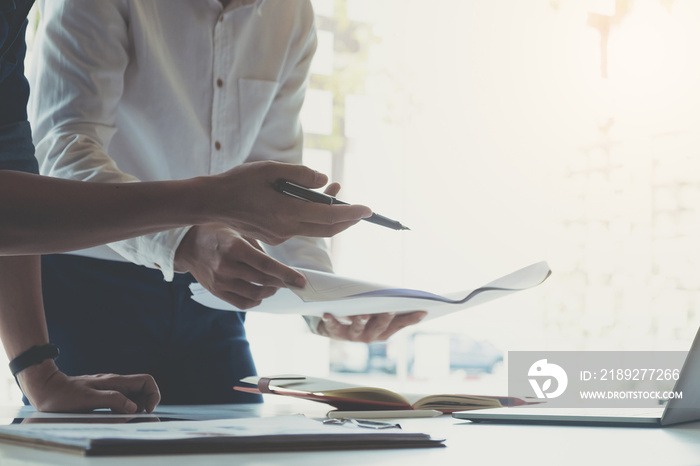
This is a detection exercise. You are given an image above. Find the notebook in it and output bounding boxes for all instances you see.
[453,327,700,427]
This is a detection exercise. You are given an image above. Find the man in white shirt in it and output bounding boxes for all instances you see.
[2,0,373,413]
[30,0,425,404]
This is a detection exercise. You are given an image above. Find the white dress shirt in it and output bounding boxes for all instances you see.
[29,0,332,281]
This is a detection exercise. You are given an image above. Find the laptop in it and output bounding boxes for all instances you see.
[453,328,700,427]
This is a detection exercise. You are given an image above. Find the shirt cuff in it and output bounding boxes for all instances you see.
[108,226,193,282]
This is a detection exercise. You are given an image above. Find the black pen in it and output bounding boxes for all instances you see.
[273,179,410,231]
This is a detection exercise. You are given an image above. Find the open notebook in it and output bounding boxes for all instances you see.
[235,375,534,414]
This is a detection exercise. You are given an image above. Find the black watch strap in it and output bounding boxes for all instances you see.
[9,344,60,377]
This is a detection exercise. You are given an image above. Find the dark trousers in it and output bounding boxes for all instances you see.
[38,254,261,405]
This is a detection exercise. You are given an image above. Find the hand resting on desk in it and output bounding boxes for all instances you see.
[17,360,160,414]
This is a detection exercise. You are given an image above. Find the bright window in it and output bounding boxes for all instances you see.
[251,0,700,396]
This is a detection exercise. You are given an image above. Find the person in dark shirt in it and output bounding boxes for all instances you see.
[0,1,370,413]
[0,0,38,174]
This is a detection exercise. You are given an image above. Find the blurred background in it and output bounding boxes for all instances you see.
[5,0,700,404]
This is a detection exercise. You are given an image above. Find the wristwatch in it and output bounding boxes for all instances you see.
[9,344,60,377]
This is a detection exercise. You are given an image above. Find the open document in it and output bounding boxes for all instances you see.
[0,415,443,455]
[189,261,551,319]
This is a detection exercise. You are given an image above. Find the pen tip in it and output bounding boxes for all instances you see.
[402,226,411,231]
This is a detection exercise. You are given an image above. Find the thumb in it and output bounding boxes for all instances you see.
[275,164,328,189]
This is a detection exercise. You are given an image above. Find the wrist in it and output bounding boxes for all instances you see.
[15,358,60,394]
[184,176,232,226]
[161,177,212,227]
[9,344,60,378]
[173,226,199,273]
[15,358,62,411]
[188,177,215,224]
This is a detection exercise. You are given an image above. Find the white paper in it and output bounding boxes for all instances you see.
[0,416,374,441]
[188,261,551,318]
[0,415,436,451]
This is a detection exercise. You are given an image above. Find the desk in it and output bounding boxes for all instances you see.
[0,398,699,465]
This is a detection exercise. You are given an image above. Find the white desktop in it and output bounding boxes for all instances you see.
[0,396,698,466]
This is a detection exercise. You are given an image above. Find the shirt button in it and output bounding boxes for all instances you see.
[217,78,224,88]
[215,141,222,150]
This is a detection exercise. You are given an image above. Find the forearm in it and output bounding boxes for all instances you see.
[0,255,161,413]
[0,256,48,359]
[0,171,208,255]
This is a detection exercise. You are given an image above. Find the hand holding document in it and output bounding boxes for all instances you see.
[189,261,551,319]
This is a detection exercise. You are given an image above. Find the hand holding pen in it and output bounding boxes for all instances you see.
[207,161,374,245]
[273,179,410,231]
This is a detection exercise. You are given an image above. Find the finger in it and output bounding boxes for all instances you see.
[302,219,362,237]
[376,311,427,341]
[347,315,370,341]
[227,261,287,288]
[241,247,306,288]
[325,219,365,235]
[133,375,161,413]
[144,383,161,413]
[204,285,266,310]
[292,219,365,240]
[360,313,396,343]
[273,163,328,189]
[223,279,278,302]
[318,313,350,339]
[218,289,269,310]
[322,313,353,326]
[91,373,157,392]
[90,374,161,413]
[323,182,341,197]
[295,203,372,226]
[83,390,139,414]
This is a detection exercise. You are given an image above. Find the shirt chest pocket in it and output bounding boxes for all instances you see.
[237,78,278,158]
